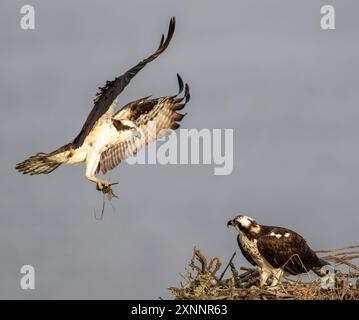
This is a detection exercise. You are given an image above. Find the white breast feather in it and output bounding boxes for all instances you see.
[239,233,276,272]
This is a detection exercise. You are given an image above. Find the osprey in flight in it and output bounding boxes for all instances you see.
[227,215,328,286]
[16,17,190,193]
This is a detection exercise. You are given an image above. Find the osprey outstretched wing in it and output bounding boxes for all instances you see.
[16,17,190,195]
[73,17,176,149]
[97,74,189,174]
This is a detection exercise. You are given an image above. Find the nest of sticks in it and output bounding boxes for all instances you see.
[169,245,359,300]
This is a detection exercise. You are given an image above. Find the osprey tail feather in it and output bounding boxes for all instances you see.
[16,153,62,175]
[312,258,330,277]
[16,143,72,175]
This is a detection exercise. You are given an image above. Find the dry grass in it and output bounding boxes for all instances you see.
[169,246,359,300]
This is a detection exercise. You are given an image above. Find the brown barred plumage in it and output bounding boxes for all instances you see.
[228,215,329,286]
[73,17,176,148]
[15,143,72,175]
[15,17,190,194]
[96,74,190,174]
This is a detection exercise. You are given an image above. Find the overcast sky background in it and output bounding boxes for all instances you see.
[0,0,358,299]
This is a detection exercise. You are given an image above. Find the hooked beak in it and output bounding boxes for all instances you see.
[227,219,234,228]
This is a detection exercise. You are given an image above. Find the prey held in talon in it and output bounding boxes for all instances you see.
[15,17,190,198]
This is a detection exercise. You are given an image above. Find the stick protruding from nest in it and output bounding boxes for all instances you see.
[170,245,359,300]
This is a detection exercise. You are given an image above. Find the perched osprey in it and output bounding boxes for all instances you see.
[16,17,190,193]
[227,215,328,286]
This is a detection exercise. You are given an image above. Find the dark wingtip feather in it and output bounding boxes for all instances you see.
[159,17,176,53]
[157,34,165,49]
[170,16,176,32]
[171,123,180,130]
[173,113,186,121]
[184,83,190,103]
[176,73,184,94]
[172,103,185,111]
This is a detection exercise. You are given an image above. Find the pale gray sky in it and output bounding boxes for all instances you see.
[0,0,358,299]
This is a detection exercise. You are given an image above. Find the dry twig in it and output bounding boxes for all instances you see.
[170,245,359,300]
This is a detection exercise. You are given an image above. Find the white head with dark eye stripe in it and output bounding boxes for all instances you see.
[227,214,261,235]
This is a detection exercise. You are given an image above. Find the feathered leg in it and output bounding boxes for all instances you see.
[259,268,271,287]
[85,151,110,190]
[270,269,284,286]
